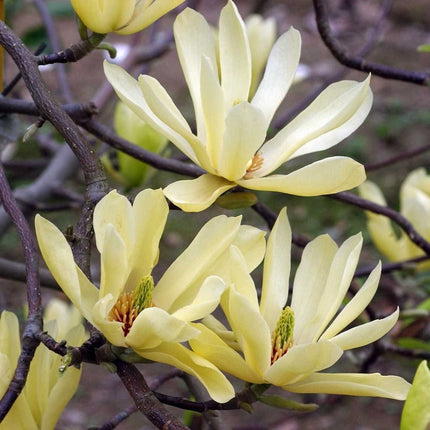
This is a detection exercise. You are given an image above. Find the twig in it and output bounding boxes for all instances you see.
[0,161,42,421]
[312,0,430,85]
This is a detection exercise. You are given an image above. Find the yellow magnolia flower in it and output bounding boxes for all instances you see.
[35,189,265,403]
[0,299,85,430]
[104,0,372,212]
[190,209,410,400]
[359,169,430,266]
[71,0,185,35]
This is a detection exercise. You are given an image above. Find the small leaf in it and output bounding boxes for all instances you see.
[401,361,430,430]
[215,191,258,209]
[417,44,430,53]
[397,338,430,353]
[259,395,318,412]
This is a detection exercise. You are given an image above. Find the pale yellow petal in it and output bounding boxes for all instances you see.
[189,323,262,383]
[116,0,185,35]
[286,372,410,400]
[238,157,366,196]
[251,27,301,126]
[71,0,135,34]
[154,214,241,311]
[127,189,168,289]
[260,208,291,332]
[258,77,372,176]
[330,308,399,350]
[171,276,226,322]
[321,262,381,340]
[93,190,134,255]
[174,7,218,138]
[0,311,20,366]
[126,307,200,350]
[290,234,338,344]
[264,341,343,386]
[139,341,235,403]
[233,225,266,271]
[163,174,235,212]
[218,102,267,181]
[219,0,251,107]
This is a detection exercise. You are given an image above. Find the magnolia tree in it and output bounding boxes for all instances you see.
[0,0,429,429]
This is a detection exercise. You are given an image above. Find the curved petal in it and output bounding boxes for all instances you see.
[174,7,218,138]
[259,208,292,332]
[329,308,399,350]
[251,27,301,127]
[126,307,200,350]
[264,341,343,386]
[218,102,267,181]
[116,0,185,35]
[71,0,135,34]
[291,234,338,344]
[0,312,20,366]
[189,323,262,383]
[139,341,235,403]
[127,189,168,289]
[233,224,266,271]
[100,224,129,299]
[258,76,372,176]
[321,262,381,340]
[35,215,98,316]
[171,276,226,322]
[103,61,199,165]
[163,174,235,212]
[285,372,410,400]
[238,156,366,196]
[154,214,241,310]
[228,287,272,377]
[219,0,251,107]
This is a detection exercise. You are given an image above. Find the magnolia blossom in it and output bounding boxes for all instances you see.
[104,0,372,212]
[190,209,410,399]
[0,299,85,430]
[35,189,265,403]
[71,0,185,35]
[359,168,430,266]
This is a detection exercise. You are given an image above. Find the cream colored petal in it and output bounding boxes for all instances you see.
[139,75,212,171]
[99,224,129,299]
[200,316,238,349]
[200,56,225,170]
[163,174,235,212]
[138,341,235,403]
[251,27,301,126]
[116,0,185,35]
[258,77,372,176]
[330,308,399,350]
[321,262,381,340]
[189,323,262,383]
[233,225,266,271]
[264,341,343,386]
[103,61,199,165]
[174,7,218,139]
[127,307,200,350]
[286,372,411,400]
[92,294,127,347]
[238,157,366,196]
[35,215,97,316]
[291,234,338,344]
[259,208,291,332]
[127,189,168,289]
[246,14,277,97]
[71,0,135,34]
[0,311,20,366]
[306,233,363,343]
[75,265,102,324]
[228,287,272,377]
[219,0,251,107]
[171,276,226,322]
[154,214,241,310]
[218,102,267,181]
[93,189,134,255]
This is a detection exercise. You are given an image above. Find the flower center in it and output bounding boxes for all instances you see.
[271,306,294,364]
[108,275,154,336]
[244,152,264,179]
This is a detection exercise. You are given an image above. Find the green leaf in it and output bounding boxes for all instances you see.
[401,361,430,430]
[259,395,318,412]
[397,338,430,353]
[417,44,430,53]
[215,191,258,209]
